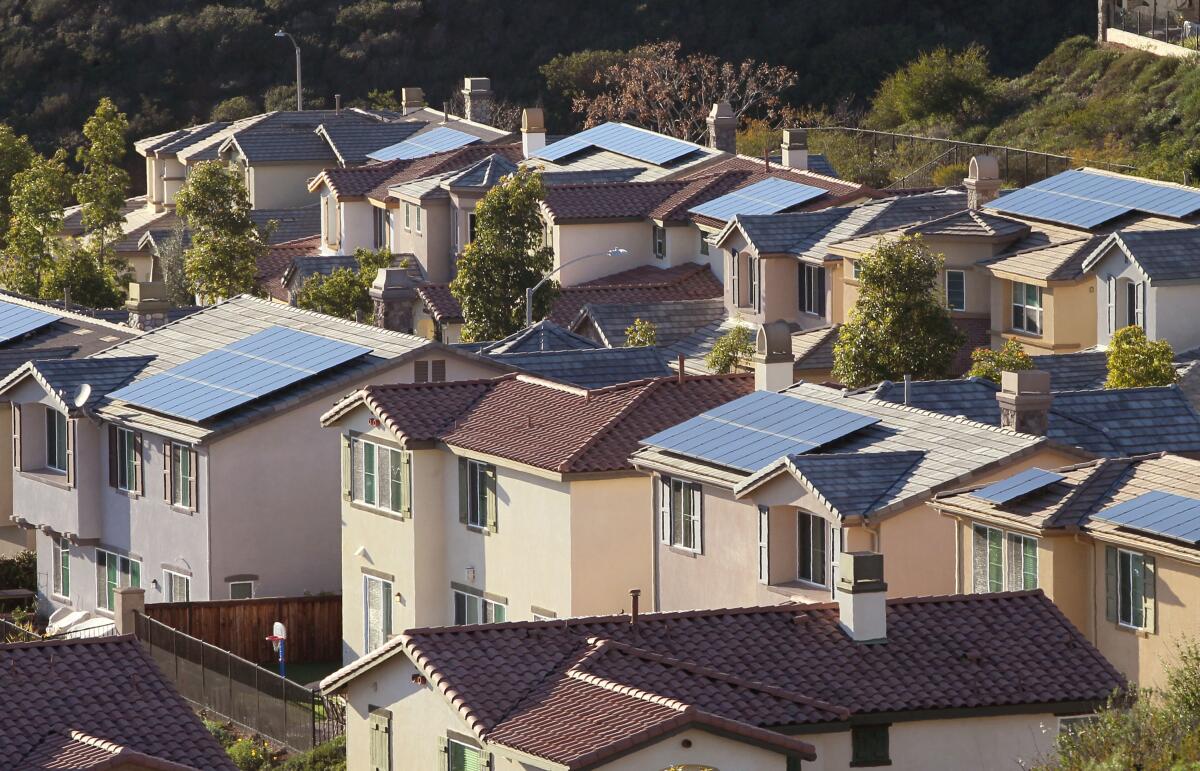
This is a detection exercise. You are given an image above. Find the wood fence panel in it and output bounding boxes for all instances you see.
[145,595,341,664]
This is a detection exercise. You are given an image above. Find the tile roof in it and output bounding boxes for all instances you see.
[1087,228,1200,282]
[0,293,134,378]
[981,236,1100,282]
[543,180,690,221]
[681,155,865,198]
[282,254,359,288]
[1030,351,1111,390]
[0,636,234,770]
[20,728,202,770]
[446,153,520,188]
[318,120,427,165]
[28,357,154,412]
[224,130,337,163]
[488,347,673,389]
[249,205,321,245]
[784,451,927,518]
[791,325,839,373]
[907,209,1031,238]
[571,297,727,347]
[477,320,600,354]
[257,235,321,301]
[366,144,524,201]
[325,591,1122,767]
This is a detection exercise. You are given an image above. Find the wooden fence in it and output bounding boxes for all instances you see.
[145,595,341,665]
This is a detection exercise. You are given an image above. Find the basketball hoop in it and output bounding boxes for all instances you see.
[266,634,283,653]
[266,621,287,677]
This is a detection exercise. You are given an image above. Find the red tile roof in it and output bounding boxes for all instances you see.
[0,636,235,770]
[365,143,523,201]
[257,235,321,301]
[20,729,202,770]
[543,180,691,221]
[685,155,873,199]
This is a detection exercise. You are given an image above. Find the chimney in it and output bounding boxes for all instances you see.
[401,87,425,115]
[125,281,171,331]
[964,155,1001,208]
[836,551,887,643]
[629,588,641,624]
[334,94,342,114]
[461,77,493,125]
[114,586,145,635]
[522,108,547,158]
[706,102,736,154]
[997,369,1052,436]
[752,321,795,391]
[369,267,417,333]
[781,129,809,171]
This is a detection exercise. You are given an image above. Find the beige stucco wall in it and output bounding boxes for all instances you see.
[0,401,32,556]
[989,276,1096,354]
[595,728,789,771]
[568,475,655,614]
[247,163,324,210]
[554,220,652,285]
[338,200,376,255]
[393,198,454,283]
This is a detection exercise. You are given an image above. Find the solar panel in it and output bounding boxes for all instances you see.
[688,177,827,221]
[366,126,480,161]
[972,467,1066,504]
[109,327,371,422]
[988,169,1200,228]
[1093,490,1200,544]
[642,391,880,472]
[0,300,61,344]
[532,122,701,166]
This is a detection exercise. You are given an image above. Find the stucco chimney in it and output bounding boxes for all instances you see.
[706,102,736,154]
[114,586,145,636]
[753,321,795,392]
[370,267,416,333]
[837,551,887,643]
[125,281,171,331]
[461,77,493,125]
[522,108,547,158]
[964,155,1001,208]
[996,369,1052,436]
[401,87,424,115]
[781,129,809,171]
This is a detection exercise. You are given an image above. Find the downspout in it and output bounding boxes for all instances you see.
[954,515,962,594]
[652,474,661,612]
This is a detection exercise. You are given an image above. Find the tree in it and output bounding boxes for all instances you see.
[540,48,634,127]
[832,235,965,388]
[706,323,755,374]
[576,41,797,143]
[450,168,555,342]
[0,150,71,297]
[210,96,259,122]
[157,220,195,306]
[367,89,401,112]
[175,161,266,302]
[967,339,1033,382]
[72,98,130,265]
[624,318,657,347]
[263,85,326,112]
[1105,325,1178,389]
[0,125,35,247]
[867,45,998,132]
[41,238,125,308]
[295,247,393,321]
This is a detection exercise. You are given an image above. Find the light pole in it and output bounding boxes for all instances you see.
[274,29,302,111]
[525,248,627,327]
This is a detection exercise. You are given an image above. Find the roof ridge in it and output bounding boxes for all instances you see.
[553,379,660,472]
[0,290,133,334]
[825,384,1046,441]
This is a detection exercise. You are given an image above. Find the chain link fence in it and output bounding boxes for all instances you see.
[1111,3,1199,47]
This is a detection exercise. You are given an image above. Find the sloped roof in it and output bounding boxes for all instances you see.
[1085,229,1200,282]
[906,209,1031,239]
[478,320,599,354]
[488,347,673,389]
[572,297,727,347]
[543,180,691,221]
[257,235,321,301]
[447,153,520,188]
[318,120,427,165]
[0,293,134,378]
[784,451,927,518]
[981,236,1100,282]
[19,728,203,770]
[682,155,866,197]
[366,144,524,201]
[1030,351,1110,391]
[249,205,321,245]
[792,325,839,373]
[224,130,337,163]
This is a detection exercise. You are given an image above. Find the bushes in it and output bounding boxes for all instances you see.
[276,736,346,771]
[228,738,273,771]
[0,550,35,592]
[205,719,345,770]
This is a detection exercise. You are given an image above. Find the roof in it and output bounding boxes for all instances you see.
[0,293,134,378]
[318,120,427,164]
[906,209,1031,239]
[326,372,752,474]
[0,636,234,770]
[683,155,862,195]
[19,728,202,770]
[249,205,321,245]
[1030,351,1111,391]
[364,144,524,202]
[446,153,520,188]
[791,325,839,373]
[867,378,1200,457]
[323,591,1122,768]
[476,320,599,354]
[543,180,690,221]
[222,130,336,163]
[571,297,727,347]
[257,235,321,301]
[487,347,673,389]
[282,254,358,288]
[1084,229,1200,282]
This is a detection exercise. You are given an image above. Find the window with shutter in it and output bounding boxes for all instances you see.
[1118,548,1151,630]
[664,478,703,552]
[462,460,495,529]
[97,550,142,610]
[114,428,137,492]
[45,409,67,472]
[52,536,69,597]
[364,576,392,651]
[850,724,890,767]
[447,739,486,771]
[170,445,197,510]
[758,506,770,584]
[798,512,827,586]
[341,434,352,501]
[11,403,20,471]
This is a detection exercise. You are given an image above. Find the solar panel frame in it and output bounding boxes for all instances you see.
[0,300,61,344]
[532,122,701,166]
[366,126,481,162]
[1093,490,1200,544]
[971,467,1066,504]
[688,177,828,221]
[988,169,1200,228]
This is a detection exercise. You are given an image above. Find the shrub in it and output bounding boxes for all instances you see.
[0,550,35,592]
[227,737,273,771]
[967,339,1033,382]
[204,719,237,750]
[931,162,969,187]
[705,323,755,374]
[624,317,657,347]
[868,44,998,132]
[276,736,347,771]
[1105,325,1177,389]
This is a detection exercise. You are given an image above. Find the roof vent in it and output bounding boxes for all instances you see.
[997,369,1052,436]
[836,551,887,643]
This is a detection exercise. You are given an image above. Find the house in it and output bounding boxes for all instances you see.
[319,370,752,663]
[320,551,1123,771]
[257,235,323,302]
[0,634,233,769]
[933,450,1200,689]
[0,296,505,623]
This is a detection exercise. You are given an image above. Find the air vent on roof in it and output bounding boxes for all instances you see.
[71,328,94,335]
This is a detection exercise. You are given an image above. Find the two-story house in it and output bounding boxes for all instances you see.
[0,296,504,623]
[320,370,751,663]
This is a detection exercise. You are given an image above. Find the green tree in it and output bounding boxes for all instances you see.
[0,150,71,296]
[263,85,326,112]
[706,323,755,374]
[73,98,130,265]
[832,235,965,388]
[367,89,402,112]
[175,161,265,302]
[210,96,259,122]
[0,125,36,247]
[450,168,555,342]
[868,44,997,132]
[1105,325,1178,389]
[157,221,195,306]
[41,238,126,308]
[295,247,393,321]
[624,317,657,347]
[967,339,1033,382]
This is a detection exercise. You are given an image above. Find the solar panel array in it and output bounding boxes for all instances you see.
[366,126,481,162]
[988,169,1200,229]
[1093,490,1200,544]
[641,390,881,473]
[0,300,61,344]
[972,467,1066,504]
[532,122,701,166]
[108,326,371,422]
[688,177,827,221]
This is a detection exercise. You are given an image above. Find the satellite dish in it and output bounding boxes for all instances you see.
[73,384,92,408]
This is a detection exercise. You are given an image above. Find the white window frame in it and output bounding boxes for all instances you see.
[415,205,423,235]
[163,569,190,603]
[1011,282,1043,335]
[660,477,702,552]
[404,203,412,231]
[1128,281,1144,329]
[115,427,137,492]
[730,249,740,305]
[354,438,411,515]
[797,511,828,587]
[747,255,759,311]
[1106,275,1116,335]
[97,550,141,611]
[465,460,490,529]
[946,269,966,311]
[1118,548,1148,630]
[228,580,254,600]
[171,443,194,509]
[373,207,387,249]
[800,264,825,316]
[364,575,393,651]
[453,589,506,625]
[52,535,70,599]
[974,524,1004,593]
[972,524,1038,593]
[447,738,486,771]
[653,224,666,260]
[46,409,67,472]
[757,506,770,584]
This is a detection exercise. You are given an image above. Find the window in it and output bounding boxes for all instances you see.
[746,255,759,310]
[169,443,196,509]
[460,459,496,530]
[972,525,1039,593]
[800,264,826,317]
[659,477,702,552]
[415,206,423,235]
[1118,548,1151,630]
[97,550,141,611]
[364,575,393,651]
[451,207,459,251]
[46,409,67,472]
[453,590,506,625]
[164,570,190,603]
[757,506,770,584]
[404,203,412,231]
[946,270,966,311]
[1012,533,1038,590]
[52,535,69,598]
[730,250,739,305]
[852,260,862,280]
[851,724,890,767]
[1127,281,1144,329]
[353,438,412,516]
[798,512,827,586]
[373,207,387,249]
[1011,282,1043,335]
[699,233,709,256]
[542,218,553,250]
[229,581,254,600]
[1106,276,1116,335]
[114,428,137,492]
[653,225,666,260]
[445,738,486,771]
[467,212,477,245]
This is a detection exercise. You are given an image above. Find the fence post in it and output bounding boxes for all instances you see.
[312,690,318,749]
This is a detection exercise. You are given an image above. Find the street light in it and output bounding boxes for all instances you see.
[525,247,628,327]
[274,29,302,111]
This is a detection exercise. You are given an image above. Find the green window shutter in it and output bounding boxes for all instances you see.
[1143,554,1157,634]
[485,465,498,533]
[341,434,352,501]
[400,451,412,516]
[1105,545,1118,622]
[458,457,469,524]
[368,710,390,771]
[65,418,75,488]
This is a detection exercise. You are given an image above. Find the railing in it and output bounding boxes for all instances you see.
[134,612,345,751]
[1111,4,1199,47]
[0,617,40,643]
[885,146,959,190]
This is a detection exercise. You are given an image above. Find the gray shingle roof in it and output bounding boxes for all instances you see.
[250,205,321,244]
[785,451,926,518]
[320,121,427,164]
[0,293,134,378]
[29,357,155,411]
[226,130,336,163]
[792,325,839,372]
[283,254,359,288]
[907,209,1030,239]
[447,153,520,188]
[1093,229,1200,282]
[574,298,727,347]
[489,347,673,388]
[479,321,600,354]
[1030,351,1110,391]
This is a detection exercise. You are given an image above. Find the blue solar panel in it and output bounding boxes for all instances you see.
[988,169,1200,228]
[366,126,480,161]
[642,391,881,472]
[972,467,1066,504]
[688,178,827,221]
[532,122,701,166]
[109,327,371,422]
[0,300,60,344]
[1094,490,1200,543]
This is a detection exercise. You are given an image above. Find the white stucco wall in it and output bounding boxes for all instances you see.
[339,200,377,255]
[555,221,654,285]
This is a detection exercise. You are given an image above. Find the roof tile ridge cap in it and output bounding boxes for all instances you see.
[401,638,495,740]
[566,667,691,712]
[66,729,125,754]
[882,588,1042,606]
[0,632,134,651]
[513,372,593,396]
[858,388,1044,439]
[1045,457,1125,526]
[232,294,430,345]
[554,379,660,472]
